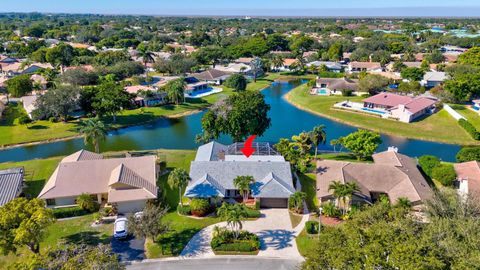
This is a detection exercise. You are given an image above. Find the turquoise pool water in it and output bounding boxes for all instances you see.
[362,108,386,115]
[317,89,328,95]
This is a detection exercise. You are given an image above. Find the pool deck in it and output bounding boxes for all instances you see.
[185,87,223,99]
[333,101,389,118]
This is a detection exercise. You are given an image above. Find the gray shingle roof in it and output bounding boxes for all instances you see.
[0,168,24,206]
[187,160,294,198]
[184,174,226,198]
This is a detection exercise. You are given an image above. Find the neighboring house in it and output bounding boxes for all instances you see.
[38,150,159,214]
[312,77,361,96]
[64,65,95,72]
[421,71,448,88]
[307,61,343,73]
[20,95,39,119]
[21,63,54,75]
[386,61,422,72]
[316,148,433,206]
[234,57,254,65]
[192,69,231,85]
[125,85,167,107]
[184,77,210,95]
[184,141,296,208]
[272,58,298,72]
[363,92,437,123]
[348,62,383,73]
[0,168,24,206]
[454,161,480,197]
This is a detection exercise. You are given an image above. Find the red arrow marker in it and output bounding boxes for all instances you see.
[240,135,257,158]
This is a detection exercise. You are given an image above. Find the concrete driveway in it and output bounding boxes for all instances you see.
[180,208,307,260]
[111,236,145,262]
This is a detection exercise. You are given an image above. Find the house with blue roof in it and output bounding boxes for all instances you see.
[184,141,296,208]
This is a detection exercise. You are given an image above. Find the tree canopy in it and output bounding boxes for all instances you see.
[336,129,382,160]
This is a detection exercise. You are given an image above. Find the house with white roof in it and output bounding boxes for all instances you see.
[184,142,296,208]
[421,71,448,88]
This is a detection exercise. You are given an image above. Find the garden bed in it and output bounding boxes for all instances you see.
[211,229,260,254]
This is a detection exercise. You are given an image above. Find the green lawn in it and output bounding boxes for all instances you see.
[0,156,62,197]
[0,214,113,269]
[296,227,318,257]
[298,173,319,212]
[146,213,222,258]
[450,104,480,130]
[289,211,303,228]
[286,84,477,145]
[0,103,80,147]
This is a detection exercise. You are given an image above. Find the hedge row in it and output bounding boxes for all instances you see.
[213,241,259,252]
[245,208,261,219]
[458,119,480,140]
[52,206,89,218]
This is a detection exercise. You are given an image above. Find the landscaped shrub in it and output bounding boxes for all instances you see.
[458,119,480,140]
[76,193,99,213]
[190,198,211,217]
[418,155,441,177]
[52,206,88,218]
[245,208,261,219]
[432,164,457,186]
[341,89,353,96]
[211,229,260,252]
[321,201,341,218]
[177,204,191,216]
[305,220,319,234]
[456,147,480,162]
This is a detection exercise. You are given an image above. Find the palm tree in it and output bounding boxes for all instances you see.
[217,203,247,239]
[233,175,255,203]
[309,125,327,160]
[289,191,306,214]
[328,181,346,209]
[78,118,108,153]
[343,182,360,212]
[165,78,186,104]
[138,48,155,67]
[167,168,190,207]
[271,55,284,71]
[249,57,263,82]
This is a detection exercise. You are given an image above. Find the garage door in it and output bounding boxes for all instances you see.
[260,198,288,208]
[116,200,146,214]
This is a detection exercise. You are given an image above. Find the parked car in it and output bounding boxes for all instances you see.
[114,217,128,239]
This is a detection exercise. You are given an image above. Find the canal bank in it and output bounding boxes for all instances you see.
[0,80,462,163]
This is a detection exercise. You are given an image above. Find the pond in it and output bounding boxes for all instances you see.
[0,80,461,163]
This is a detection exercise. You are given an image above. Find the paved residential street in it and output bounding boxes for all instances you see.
[180,209,308,259]
[111,236,145,262]
[126,257,301,270]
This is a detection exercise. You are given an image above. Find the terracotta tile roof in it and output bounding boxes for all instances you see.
[38,150,157,202]
[317,151,433,204]
[349,61,382,69]
[125,85,156,94]
[283,58,298,66]
[363,93,413,107]
[454,161,480,195]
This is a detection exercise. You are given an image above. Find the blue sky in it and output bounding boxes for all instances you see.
[1,0,480,17]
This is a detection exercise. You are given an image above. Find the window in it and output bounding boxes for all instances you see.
[46,199,56,206]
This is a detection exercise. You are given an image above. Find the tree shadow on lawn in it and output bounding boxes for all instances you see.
[27,125,49,130]
[62,231,111,246]
[23,179,46,198]
[156,228,200,256]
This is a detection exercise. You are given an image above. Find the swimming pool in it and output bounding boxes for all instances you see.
[317,88,329,95]
[361,108,387,115]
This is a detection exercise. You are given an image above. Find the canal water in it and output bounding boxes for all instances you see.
[0,80,461,163]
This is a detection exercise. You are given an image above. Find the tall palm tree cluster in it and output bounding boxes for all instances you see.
[328,181,360,215]
[233,175,255,203]
[216,203,248,239]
